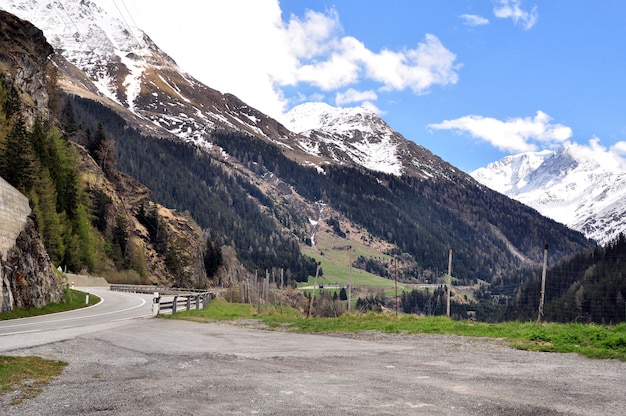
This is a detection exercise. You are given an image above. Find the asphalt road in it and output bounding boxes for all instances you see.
[1,289,626,415]
[0,287,154,351]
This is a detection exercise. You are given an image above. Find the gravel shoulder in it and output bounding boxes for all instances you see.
[2,318,625,415]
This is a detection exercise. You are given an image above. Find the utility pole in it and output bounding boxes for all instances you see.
[537,244,549,324]
[394,257,398,317]
[280,265,284,314]
[447,249,452,318]
[308,261,321,318]
[264,267,269,313]
[256,268,260,314]
[348,253,352,312]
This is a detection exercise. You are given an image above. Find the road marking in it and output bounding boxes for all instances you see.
[0,295,147,331]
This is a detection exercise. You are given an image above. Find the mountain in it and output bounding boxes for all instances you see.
[1,0,595,287]
[283,102,456,179]
[471,143,626,245]
[0,8,211,289]
[0,0,316,160]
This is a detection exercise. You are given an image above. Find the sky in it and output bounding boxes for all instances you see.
[94,0,626,173]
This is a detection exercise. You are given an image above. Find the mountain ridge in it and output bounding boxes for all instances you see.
[1,0,595,286]
[472,142,626,245]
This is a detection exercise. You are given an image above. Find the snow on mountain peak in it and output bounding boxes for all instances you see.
[1,0,154,108]
[283,102,404,176]
[471,142,626,245]
[284,102,382,135]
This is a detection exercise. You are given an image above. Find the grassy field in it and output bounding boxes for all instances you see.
[0,289,100,321]
[301,231,412,289]
[167,299,626,361]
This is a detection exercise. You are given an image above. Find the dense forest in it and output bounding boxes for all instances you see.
[1,75,217,285]
[68,95,318,283]
[67,94,593,287]
[0,74,108,272]
[500,234,626,324]
[209,130,593,284]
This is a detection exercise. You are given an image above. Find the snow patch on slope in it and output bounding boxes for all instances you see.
[283,102,403,176]
[471,143,626,245]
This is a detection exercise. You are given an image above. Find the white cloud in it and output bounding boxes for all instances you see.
[285,8,341,60]
[460,14,490,26]
[335,88,378,106]
[567,138,626,170]
[611,140,626,157]
[428,111,572,153]
[96,0,460,119]
[359,34,460,93]
[360,101,385,116]
[493,0,538,30]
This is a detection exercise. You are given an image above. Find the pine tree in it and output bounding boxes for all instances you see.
[2,116,34,192]
[204,237,223,277]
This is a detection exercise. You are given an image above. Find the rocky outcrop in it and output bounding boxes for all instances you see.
[1,214,65,311]
[0,178,64,312]
[0,10,54,125]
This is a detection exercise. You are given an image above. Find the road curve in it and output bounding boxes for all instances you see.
[0,287,154,352]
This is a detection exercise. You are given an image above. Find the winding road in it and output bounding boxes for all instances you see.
[0,287,154,352]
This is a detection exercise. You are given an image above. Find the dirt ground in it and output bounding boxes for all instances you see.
[2,318,625,415]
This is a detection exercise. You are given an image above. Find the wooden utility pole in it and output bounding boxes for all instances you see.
[256,268,260,314]
[280,265,284,314]
[348,253,352,312]
[394,257,398,316]
[264,267,269,312]
[308,262,321,318]
[537,244,549,324]
[447,249,452,318]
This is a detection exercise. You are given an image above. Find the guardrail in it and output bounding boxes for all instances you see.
[109,284,212,316]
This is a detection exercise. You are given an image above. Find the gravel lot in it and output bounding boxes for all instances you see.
[2,318,625,415]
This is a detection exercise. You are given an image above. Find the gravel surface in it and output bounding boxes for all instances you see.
[2,318,625,415]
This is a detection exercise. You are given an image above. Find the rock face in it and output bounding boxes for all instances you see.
[0,11,65,311]
[1,215,65,311]
[0,178,64,312]
[0,9,54,124]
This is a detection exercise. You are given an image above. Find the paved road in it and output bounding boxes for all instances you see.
[1,290,626,415]
[0,287,154,351]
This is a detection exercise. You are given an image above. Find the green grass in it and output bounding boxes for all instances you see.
[0,356,67,405]
[168,299,626,361]
[301,232,413,289]
[0,289,100,320]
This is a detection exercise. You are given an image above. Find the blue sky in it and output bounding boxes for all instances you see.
[97,0,626,172]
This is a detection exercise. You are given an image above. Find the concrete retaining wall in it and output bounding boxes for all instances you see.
[0,176,31,260]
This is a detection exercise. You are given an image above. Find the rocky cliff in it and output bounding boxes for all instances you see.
[0,11,65,312]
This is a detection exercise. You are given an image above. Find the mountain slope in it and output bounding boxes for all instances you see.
[283,102,458,179]
[1,1,596,285]
[472,143,626,245]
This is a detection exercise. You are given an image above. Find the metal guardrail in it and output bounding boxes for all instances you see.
[109,284,212,316]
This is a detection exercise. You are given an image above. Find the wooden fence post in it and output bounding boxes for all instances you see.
[172,295,178,314]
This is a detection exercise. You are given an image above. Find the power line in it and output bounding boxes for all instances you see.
[52,2,97,60]
[111,0,143,47]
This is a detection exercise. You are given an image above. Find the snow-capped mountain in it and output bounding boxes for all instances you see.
[472,143,626,245]
[284,102,459,179]
[0,1,596,281]
[3,0,464,182]
[0,0,304,151]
